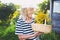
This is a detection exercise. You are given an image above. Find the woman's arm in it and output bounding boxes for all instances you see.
[18,34,35,39]
[33,32,43,37]
[18,34,25,40]
[18,32,42,39]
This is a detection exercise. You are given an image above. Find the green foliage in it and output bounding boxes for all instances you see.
[38,0,50,13]
[40,32,60,40]
[0,2,17,26]
[0,1,20,40]
[2,24,15,37]
[0,3,16,21]
[2,32,18,40]
[0,1,20,27]
[0,20,18,40]
[0,30,18,40]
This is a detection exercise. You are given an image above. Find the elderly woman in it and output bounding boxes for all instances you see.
[15,7,42,40]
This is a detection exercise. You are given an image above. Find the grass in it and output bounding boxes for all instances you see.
[0,23,18,40]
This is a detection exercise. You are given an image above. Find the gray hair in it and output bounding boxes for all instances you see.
[19,8,35,21]
[19,8,26,21]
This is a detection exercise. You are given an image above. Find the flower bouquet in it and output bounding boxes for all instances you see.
[32,12,52,34]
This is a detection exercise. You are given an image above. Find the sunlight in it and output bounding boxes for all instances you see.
[0,0,44,8]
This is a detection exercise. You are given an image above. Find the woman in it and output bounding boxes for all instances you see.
[15,7,42,40]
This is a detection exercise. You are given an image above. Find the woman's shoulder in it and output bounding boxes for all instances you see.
[17,18,23,23]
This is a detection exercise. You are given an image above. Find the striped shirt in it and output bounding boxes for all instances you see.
[15,18,40,40]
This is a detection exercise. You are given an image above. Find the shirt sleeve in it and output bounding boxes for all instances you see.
[15,18,23,35]
[32,18,35,24]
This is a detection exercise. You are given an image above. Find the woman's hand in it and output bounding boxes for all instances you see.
[20,34,28,39]
[18,35,25,40]
[33,32,43,37]
[18,34,35,40]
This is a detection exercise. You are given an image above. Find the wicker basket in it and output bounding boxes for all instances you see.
[32,24,52,34]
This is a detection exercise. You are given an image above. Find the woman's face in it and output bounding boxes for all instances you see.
[27,8,34,18]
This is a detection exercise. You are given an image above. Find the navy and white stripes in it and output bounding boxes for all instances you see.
[15,18,40,40]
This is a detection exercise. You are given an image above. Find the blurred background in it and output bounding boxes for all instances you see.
[0,0,60,40]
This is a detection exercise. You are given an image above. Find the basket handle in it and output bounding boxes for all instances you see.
[44,19,46,25]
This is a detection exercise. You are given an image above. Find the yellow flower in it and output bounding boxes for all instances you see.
[35,12,47,24]
[13,10,19,18]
